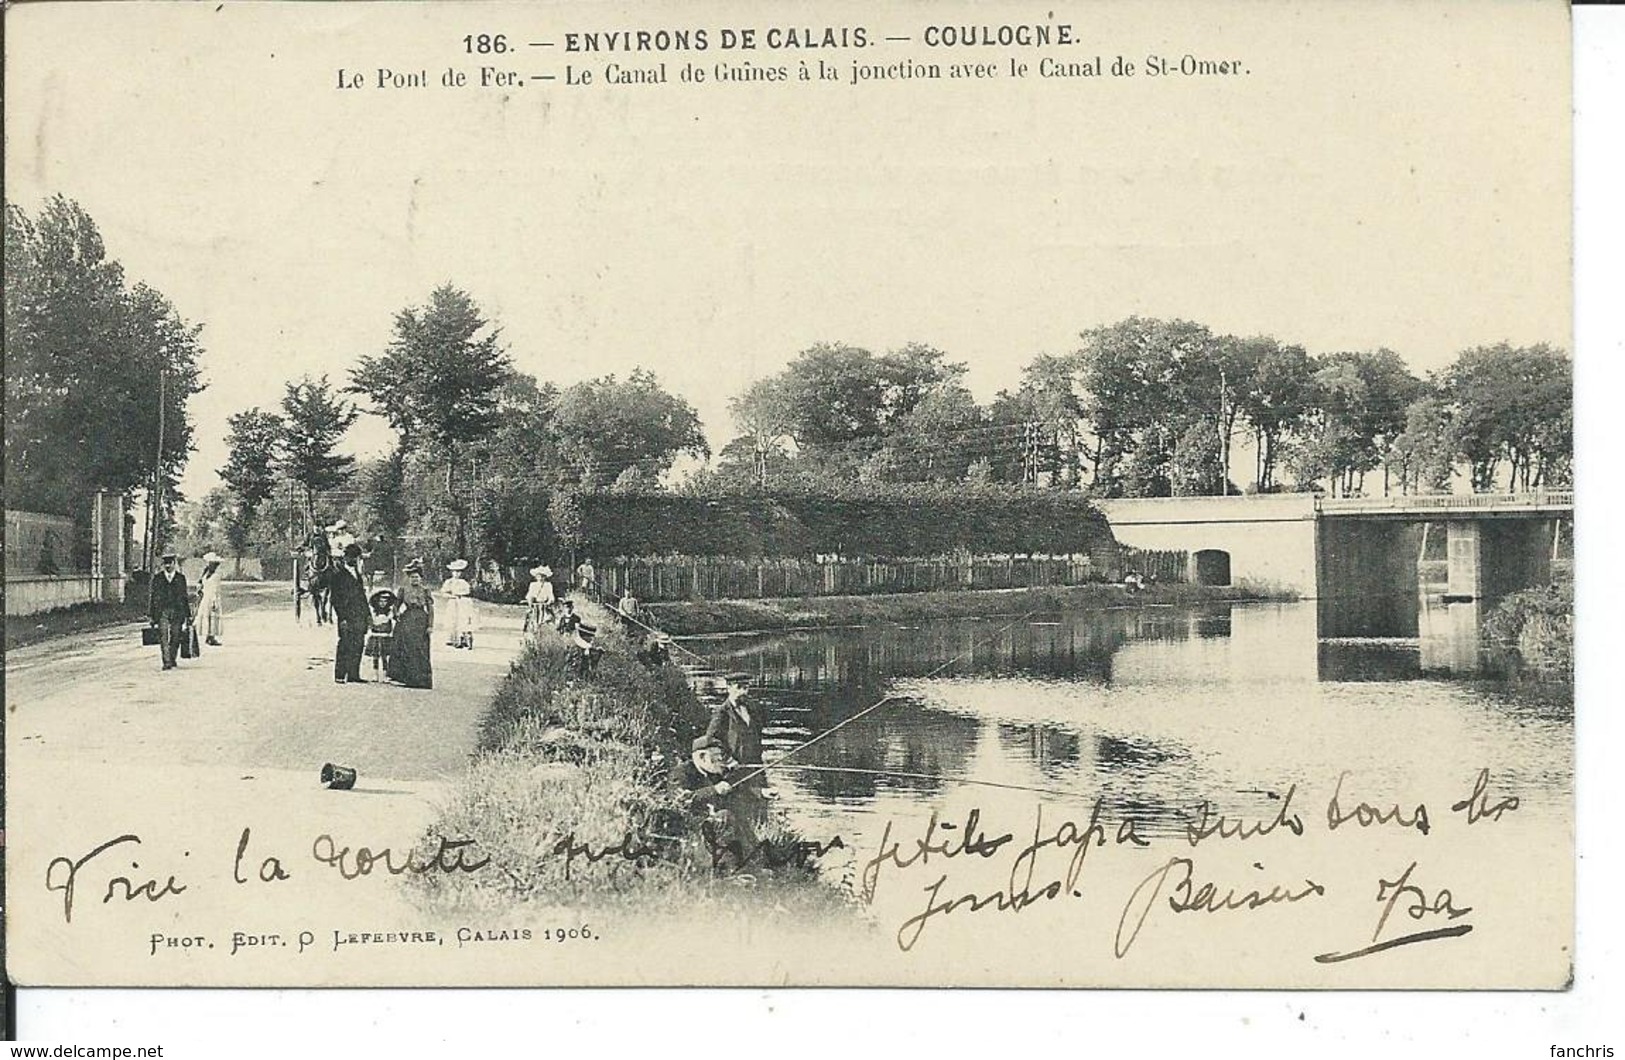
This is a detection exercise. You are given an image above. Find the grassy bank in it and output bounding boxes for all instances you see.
[4,596,148,651]
[643,582,1281,637]
[410,622,854,919]
[1484,581,1573,677]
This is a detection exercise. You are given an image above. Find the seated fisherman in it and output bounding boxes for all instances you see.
[568,621,602,677]
[636,631,673,668]
[670,734,757,872]
[673,734,736,812]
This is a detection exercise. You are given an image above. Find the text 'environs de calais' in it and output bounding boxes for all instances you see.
[558,25,1245,87]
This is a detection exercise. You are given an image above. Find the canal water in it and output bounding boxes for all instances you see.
[686,599,1572,855]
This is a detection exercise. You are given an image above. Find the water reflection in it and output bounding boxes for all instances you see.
[683,600,1571,851]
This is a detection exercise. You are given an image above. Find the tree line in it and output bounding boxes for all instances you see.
[701,320,1571,500]
[199,301,1567,569]
[6,198,1569,572]
[5,197,206,564]
[198,284,709,566]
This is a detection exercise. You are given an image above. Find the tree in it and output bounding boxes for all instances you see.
[1288,349,1421,496]
[220,408,285,557]
[551,368,708,487]
[1387,393,1456,495]
[280,375,358,525]
[763,341,964,453]
[1231,337,1314,491]
[5,198,205,545]
[728,377,797,488]
[350,285,512,451]
[880,383,988,482]
[351,285,514,554]
[172,488,233,559]
[1439,343,1571,491]
[1071,317,1223,496]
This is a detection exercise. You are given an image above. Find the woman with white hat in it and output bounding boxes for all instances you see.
[440,559,476,649]
[196,551,226,646]
[523,564,556,635]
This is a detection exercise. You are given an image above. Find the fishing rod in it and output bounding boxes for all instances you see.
[579,590,1047,788]
[728,607,1041,788]
[740,761,1094,802]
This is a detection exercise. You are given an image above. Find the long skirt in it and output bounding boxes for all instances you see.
[444,595,476,647]
[388,605,433,688]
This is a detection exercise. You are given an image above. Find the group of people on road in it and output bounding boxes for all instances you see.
[341,555,477,689]
[146,549,226,671]
[147,522,475,694]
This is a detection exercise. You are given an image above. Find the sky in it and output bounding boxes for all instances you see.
[4,1,1571,501]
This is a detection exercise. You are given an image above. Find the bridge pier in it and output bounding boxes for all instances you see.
[1444,519,1554,602]
[1316,519,1423,637]
[1444,521,1481,601]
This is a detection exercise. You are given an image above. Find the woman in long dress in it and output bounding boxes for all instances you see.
[440,559,476,649]
[197,552,226,646]
[388,561,434,688]
[523,564,556,635]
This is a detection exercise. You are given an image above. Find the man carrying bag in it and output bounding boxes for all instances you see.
[147,548,192,671]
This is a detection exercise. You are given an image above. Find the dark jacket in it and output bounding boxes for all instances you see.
[705,702,762,768]
[671,759,735,813]
[328,563,370,625]
[148,570,191,623]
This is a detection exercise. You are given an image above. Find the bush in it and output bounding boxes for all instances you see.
[1483,581,1572,675]
[412,626,854,920]
[575,484,1119,560]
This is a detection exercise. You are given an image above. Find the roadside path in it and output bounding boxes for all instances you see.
[4,582,529,985]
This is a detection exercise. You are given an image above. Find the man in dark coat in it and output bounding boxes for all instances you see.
[147,549,192,671]
[705,672,762,769]
[328,543,370,684]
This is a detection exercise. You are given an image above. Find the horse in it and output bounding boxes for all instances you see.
[295,529,334,626]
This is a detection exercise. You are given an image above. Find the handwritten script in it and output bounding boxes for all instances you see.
[41,767,1526,971]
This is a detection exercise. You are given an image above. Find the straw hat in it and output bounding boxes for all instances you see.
[202,551,223,564]
[447,559,469,572]
[529,565,551,578]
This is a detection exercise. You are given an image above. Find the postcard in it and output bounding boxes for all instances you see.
[3,0,1574,988]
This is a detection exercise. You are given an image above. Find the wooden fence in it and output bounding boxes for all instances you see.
[1120,547,1188,584]
[599,550,1187,603]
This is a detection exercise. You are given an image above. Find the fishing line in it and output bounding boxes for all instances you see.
[577,590,1043,786]
[728,607,1041,787]
[745,762,1093,801]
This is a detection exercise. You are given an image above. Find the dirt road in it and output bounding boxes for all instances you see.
[4,582,529,985]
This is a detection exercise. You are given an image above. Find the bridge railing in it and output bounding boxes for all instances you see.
[1317,491,1573,514]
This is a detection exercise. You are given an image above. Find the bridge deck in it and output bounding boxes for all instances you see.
[1316,491,1572,518]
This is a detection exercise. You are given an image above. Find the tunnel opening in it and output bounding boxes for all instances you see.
[1193,549,1232,586]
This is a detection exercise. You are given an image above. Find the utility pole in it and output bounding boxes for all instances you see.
[146,363,167,568]
[1216,365,1231,496]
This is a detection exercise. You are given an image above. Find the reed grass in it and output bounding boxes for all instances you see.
[1483,580,1573,676]
[412,627,855,920]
